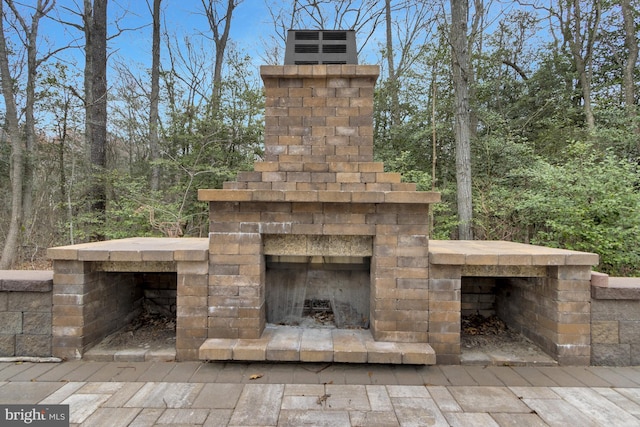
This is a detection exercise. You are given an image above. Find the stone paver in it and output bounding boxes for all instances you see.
[0,381,64,403]
[551,387,640,426]
[0,361,638,426]
[447,386,533,413]
[229,383,284,426]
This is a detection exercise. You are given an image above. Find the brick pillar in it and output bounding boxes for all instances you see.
[428,264,462,364]
[371,205,430,344]
[176,260,208,361]
[208,232,265,339]
[51,260,97,360]
[546,265,592,365]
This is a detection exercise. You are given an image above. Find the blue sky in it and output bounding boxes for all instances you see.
[40,0,386,71]
[39,0,276,69]
[133,0,273,55]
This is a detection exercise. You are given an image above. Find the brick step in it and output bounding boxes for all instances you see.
[199,325,435,365]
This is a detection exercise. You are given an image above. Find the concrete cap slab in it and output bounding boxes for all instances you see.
[429,240,598,267]
[48,238,208,263]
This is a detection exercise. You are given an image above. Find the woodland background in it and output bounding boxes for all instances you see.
[0,0,638,276]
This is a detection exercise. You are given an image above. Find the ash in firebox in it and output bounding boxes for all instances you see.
[461,314,556,365]
[92,309,176,352]
[462,314,525,346]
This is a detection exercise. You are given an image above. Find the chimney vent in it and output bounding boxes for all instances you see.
[285,29,358,65]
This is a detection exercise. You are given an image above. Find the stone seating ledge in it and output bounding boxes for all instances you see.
[591,271,640,299]
[0,270,52,292]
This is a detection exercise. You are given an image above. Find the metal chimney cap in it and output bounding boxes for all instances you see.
[284,29,358,65]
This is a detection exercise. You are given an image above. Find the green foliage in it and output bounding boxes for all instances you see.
[516,142,640,276]
[3,4,639,279]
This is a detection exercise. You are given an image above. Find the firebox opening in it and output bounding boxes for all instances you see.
[265,255,370,329]
[461,276,555,364]
[87,272,177,356]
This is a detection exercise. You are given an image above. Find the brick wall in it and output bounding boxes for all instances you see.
[0,271,53,357]
[495,266,592,366]
[461,277,496,317]
[591,275,640,366]
[138,272,177,315]
[52,261,142,359]
[203,65,434,346]
[176,259,210,361]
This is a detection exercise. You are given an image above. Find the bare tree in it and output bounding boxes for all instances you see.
[149,0,162,190]
[0,0,56,268]
[6,0,55,225]
[201,0,240,118]
[540,0,602,131]
[384,1,436,127]
[450,0,474,240]
[0,1,25,269]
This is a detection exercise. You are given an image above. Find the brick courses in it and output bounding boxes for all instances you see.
[0,271,53,357]
[429,241,597,365]
[591,276,640,366]
[200,65,439,348]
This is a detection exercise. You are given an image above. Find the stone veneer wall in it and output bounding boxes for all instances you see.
[202,65,436,345]
[0,271,53,357]
[591,275,640,366]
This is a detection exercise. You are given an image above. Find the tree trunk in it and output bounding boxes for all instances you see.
[84,0,93,153]
[87,0,108,237]
[467,0,483,139]
[0,1,24,268]
[450,0,474,240]
[0,0,54,267]
[621,0,639,122]
[22,8,38,229]
[385,0,400,128]
[560,0,601,131]
[575,55,595,130]
[149,0,162,191]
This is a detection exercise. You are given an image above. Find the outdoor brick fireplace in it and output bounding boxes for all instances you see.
[46,49,599,366]
[197,64,440,362]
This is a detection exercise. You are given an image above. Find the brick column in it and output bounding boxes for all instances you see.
[371,204,430,343]
[176,260,208,361]
[261,64,379,166]
[428,264,462,364]
[51,260,97,360]
[208,232,265,339]
[545,265,592,365]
